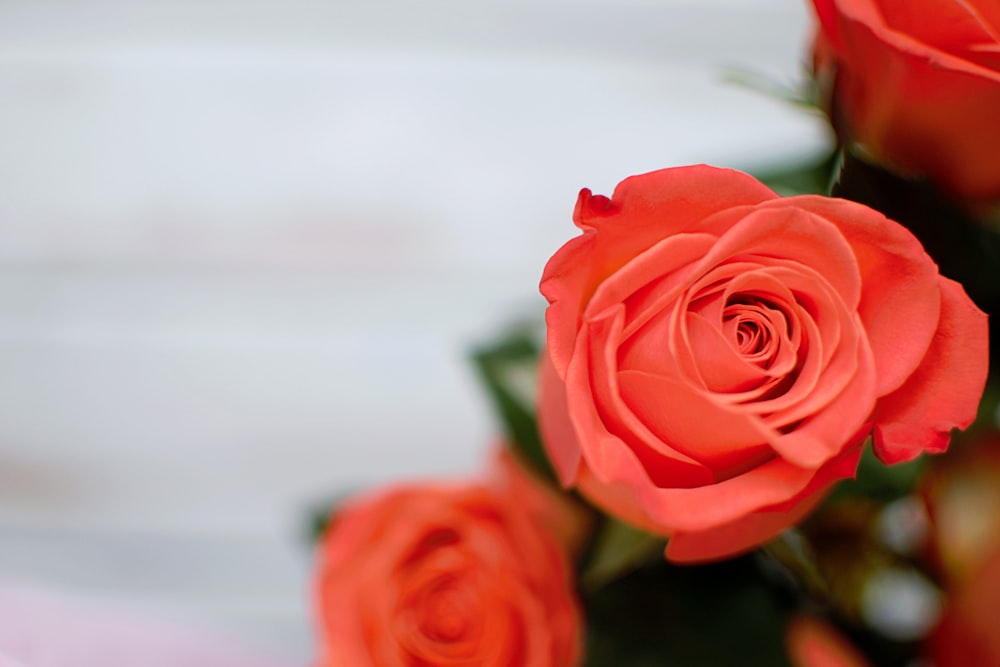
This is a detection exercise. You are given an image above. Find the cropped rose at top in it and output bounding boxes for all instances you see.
[811,0,1000,202]
[538,165,987,563]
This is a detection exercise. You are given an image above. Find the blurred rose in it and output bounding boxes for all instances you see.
[811,0,1000,202]
[538,165,987,562]
[312,478,583,666]
[921,433,1000,585]
[926,550,1000,665]
[786,615,870,667]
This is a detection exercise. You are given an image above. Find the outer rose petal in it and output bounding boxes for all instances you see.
[570,314,715,490]
[664,444,863,562]
[774,195,942,397]
[537,350,584,487]
[872,277,989,463]
[541,166,777,378]
[580,453,832,534]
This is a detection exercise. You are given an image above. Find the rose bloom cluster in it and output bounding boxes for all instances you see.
[308,1,996,663]
[310,164,987,665]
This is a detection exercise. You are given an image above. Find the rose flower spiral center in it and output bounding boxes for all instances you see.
[679,288,802,401]
[723,298,786,367]
[420,583,472,641]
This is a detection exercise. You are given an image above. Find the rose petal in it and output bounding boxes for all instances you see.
[785,195,942,396]
[579,313,715,488]
[874,0,1000,51]
[586,232,717,324]
[571,441,829,535]
[627,456,822,533]
[541,229,600,380]
[824,0,1000,78]
[608,166,778,237]
[765,331,877,469]
[663,490,824,563]
[618,305,691,381]
[685,310,775,393]
[664,444,863,562]
[538,350,585,486]
[872,276,989,464]
[617,368,773,474]
[696,205,863,310]
[542,168,778,377]
[646,260,766,387]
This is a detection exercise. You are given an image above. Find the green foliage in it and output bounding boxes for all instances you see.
[583,556,793,667]
[470,325,556,481]
[749,148,840,197]
[721,67,819,111]
[581,518,665,593]
[829,446,926,504]
[303,488,361,545]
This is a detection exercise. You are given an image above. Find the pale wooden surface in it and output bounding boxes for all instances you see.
[0,0,824,659]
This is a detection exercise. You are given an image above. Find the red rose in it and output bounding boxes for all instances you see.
[312,479,583,666]
[811,0,1000,202]
[538,165,987,563]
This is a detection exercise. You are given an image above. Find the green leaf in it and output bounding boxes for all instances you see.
[302,488,360,545]
[748,148,840,197]
[760,530,829,600]
[828,445,926,504]
[721,66,818,111]
[469,325,555,480]
[581,518,665,592]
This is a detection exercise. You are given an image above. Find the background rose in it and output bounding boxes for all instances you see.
[312,478,583,667]
[811,0,1000,202]
[785,615,870,667]
[926,550,1000,666]
[920,432,1000,586]
[538,165,987,563]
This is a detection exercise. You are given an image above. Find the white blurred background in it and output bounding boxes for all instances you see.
[0,0,826,661]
